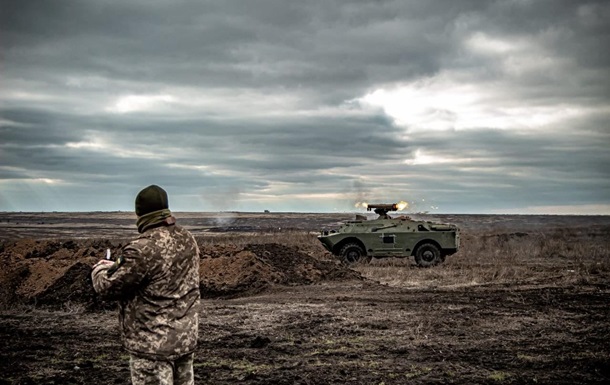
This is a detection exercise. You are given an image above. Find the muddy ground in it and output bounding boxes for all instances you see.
[0,212,609,384]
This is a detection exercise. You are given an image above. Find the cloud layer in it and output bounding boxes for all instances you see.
[1,0,609,213]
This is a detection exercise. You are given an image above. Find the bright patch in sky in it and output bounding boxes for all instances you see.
[33,178,62,184]
[404,149,456,165]
[357,71,584,132]
[0,177,62,185]
[108,94,175,113]
[466,32,523,54]
[65,137,160,160]
[65,140,106,150]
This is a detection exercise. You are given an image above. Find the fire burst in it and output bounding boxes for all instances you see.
[396,201,409,211]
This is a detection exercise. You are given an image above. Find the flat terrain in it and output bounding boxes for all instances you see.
[0,212,609,384]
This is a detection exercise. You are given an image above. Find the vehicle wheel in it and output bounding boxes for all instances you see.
[414,243,442,267]
[339,243,371,265]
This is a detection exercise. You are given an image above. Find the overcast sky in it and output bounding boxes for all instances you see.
[1,0,609,214]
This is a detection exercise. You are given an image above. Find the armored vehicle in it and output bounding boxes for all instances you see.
[318,203,459,267]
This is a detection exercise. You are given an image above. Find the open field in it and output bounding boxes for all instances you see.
[0,212,609,384]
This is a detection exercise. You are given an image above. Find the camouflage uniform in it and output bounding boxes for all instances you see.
[92,221,200,384]
[130,353,194,385]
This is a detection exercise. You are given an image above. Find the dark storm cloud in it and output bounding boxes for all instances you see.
[1,0,609,212]
[1,0,469,99]
[0,109,85,146]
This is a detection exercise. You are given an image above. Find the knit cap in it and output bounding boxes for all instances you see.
[135,185,169,217]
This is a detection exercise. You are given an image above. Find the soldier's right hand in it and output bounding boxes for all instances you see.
[92,259,114,270]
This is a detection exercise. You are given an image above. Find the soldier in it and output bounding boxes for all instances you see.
[91,185,201,385]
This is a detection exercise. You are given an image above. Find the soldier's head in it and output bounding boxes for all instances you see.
[135,185,169,217]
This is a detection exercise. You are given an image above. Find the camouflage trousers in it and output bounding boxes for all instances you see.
[130,353,194,385]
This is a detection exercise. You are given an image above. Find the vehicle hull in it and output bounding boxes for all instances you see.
[318,217,459,265]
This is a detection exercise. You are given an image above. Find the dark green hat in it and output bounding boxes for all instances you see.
[135,185,169,216]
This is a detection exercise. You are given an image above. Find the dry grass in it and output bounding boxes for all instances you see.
[356,229,610,288]
[196,227,610,289]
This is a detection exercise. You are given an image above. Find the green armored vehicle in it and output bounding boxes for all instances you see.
[318,203,459,267]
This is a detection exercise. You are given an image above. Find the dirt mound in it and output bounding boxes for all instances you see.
[0,239,360,309]
[0,239,123,309]
[35,262,97,305]
[200,244,361,297]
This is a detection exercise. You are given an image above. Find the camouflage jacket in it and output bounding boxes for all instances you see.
[91,224,200,360]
